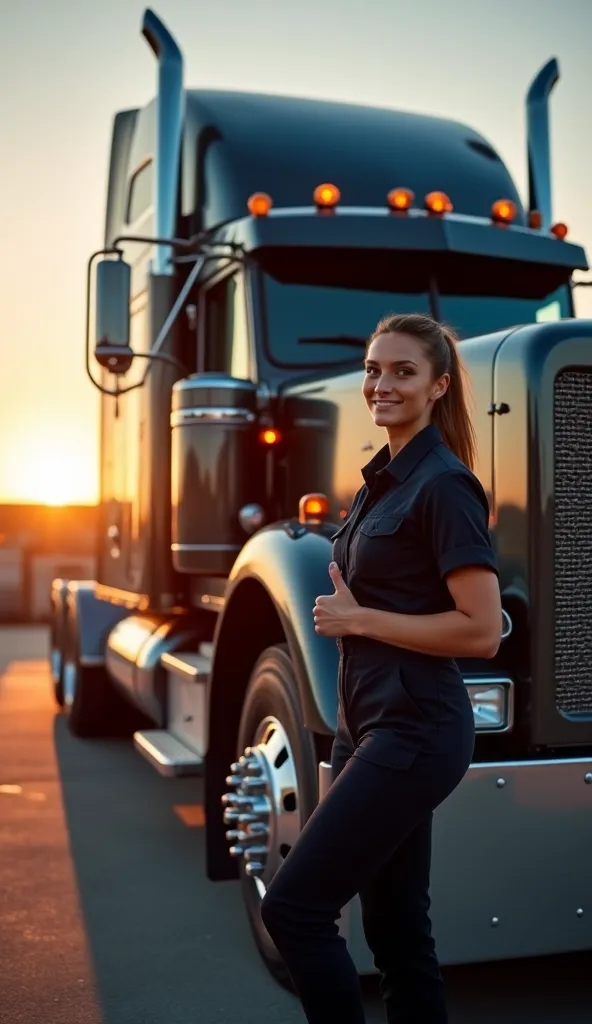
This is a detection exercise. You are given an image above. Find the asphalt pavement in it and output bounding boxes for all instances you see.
[0,626,591,1024]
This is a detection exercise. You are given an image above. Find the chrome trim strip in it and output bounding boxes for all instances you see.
[173,376,255,392]
[171,543,242,552]
[170,407,256,427]
[468,755,592,769]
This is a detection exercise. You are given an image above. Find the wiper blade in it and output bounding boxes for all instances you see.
[298,335,367,348]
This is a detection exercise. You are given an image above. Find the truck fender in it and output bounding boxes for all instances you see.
[65,582,131,665]
[215,521,339,736]
[204,520,338,881]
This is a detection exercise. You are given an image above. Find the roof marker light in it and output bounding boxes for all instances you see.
[528,210,542,229]
[298,493,330,524]
[314,183,341,209]
[387,188,415,212]
[491,199,518,225]
[550,221,568,240]
[425,191,453,215]
[247,192,273,217]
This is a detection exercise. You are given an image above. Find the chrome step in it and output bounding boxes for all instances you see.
[134,729,204,777]
[160,646,211,683]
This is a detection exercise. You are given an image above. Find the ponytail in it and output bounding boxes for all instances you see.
[369,313,477,471]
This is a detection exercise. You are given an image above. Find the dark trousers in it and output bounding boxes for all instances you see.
[260,731,471,1024]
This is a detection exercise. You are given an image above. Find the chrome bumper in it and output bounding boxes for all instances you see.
[318,756,592,971]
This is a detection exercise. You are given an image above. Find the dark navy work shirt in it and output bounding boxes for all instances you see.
[331,423,498,770]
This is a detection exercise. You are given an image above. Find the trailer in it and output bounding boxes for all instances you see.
[51,7,592,984]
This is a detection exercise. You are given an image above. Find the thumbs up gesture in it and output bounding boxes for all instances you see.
[313,563,360,637]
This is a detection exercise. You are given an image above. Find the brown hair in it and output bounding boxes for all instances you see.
[369,313,477,471]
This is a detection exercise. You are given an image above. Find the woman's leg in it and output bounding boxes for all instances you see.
[260,753,432,1024]
[359,813,447,1024]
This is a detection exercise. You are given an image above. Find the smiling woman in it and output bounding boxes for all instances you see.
[1,431,98,506]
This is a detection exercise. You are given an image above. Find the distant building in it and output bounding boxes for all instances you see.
[0,505,97,622]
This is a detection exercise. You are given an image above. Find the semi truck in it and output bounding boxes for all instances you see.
[50,7,592,984]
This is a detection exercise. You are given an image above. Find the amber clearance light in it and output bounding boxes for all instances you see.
[298,493,330,524]
[247,192,273,217]
[528,210,542,230]
[424,191,453,215]
[259,427,282,446]
[491,199,517,225]
[314,183,341,209]
[550,222,569,240]
[387,188,415,212]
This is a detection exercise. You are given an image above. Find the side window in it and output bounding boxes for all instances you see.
[126,161,153,224]
[203,272,252,380]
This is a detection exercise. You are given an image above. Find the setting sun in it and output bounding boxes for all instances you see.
[1,430,98,506]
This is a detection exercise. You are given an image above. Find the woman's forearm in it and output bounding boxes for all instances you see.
[349,605,498,659]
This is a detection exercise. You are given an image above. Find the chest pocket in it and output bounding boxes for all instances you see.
[356,514,405,578]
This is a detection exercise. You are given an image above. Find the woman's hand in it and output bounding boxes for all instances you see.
[313,563,360,637]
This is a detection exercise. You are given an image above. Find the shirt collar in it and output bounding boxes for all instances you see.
[361,423,443,486]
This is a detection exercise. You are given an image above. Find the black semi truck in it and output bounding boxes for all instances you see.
[50,7,592,983]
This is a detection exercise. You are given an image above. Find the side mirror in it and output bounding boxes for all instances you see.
[94,258,133,375]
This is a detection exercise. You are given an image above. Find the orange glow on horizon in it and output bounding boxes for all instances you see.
[0,430,98,507]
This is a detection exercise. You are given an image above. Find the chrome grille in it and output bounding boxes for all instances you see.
[554,370,592,714]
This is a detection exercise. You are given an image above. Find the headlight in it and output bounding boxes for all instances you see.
[464,677,514,732]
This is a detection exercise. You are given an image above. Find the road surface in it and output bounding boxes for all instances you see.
[0,626,590,1023]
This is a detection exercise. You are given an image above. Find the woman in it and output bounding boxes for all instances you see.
[260,313,502,1024]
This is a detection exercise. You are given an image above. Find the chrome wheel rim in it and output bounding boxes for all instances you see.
[221,717,301,897]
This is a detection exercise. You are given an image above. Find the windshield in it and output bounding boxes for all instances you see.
[440,285,572,340]
[262,278,430,368]
[258,248,574,369]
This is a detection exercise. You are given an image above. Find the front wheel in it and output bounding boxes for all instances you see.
[222,644,319,986]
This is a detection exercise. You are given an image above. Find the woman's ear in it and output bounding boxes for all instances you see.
[432,373,450,401]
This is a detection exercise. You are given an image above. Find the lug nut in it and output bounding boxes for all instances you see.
[245,862,264,877]
[225,774,243,787]
[229,845,245,857]
[242,778,266,791]
[237,813,258,826]
[223,809,240,825]
[244,845,269,861]
[225,830,242,842]
[246,822,269,837]
[230,761,242,774]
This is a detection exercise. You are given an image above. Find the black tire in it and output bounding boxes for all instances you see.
[236,643,318,988]
[63,614,147,739]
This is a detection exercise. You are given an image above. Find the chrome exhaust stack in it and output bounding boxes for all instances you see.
[141,8,184,275]
[526,57,559,230]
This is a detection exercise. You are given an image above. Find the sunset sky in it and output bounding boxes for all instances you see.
[2,0,592,505]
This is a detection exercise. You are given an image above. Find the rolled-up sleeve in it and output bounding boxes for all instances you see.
[422,470,498,579]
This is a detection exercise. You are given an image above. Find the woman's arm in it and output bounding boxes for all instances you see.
[348,565,502,659]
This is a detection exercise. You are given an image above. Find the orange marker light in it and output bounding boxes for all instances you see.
[259,427,282,446]
[424,191,453,215]
[387,188,415,212]
[528,210,542,229]
[550,221,568,240]
[491,199,517,224]
[247,192,273,217]
[298,493,330,524]
[313,183,341,209]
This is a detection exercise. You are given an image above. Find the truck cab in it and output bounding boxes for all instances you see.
[51,7,592,986]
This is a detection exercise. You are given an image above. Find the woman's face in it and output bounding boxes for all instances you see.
[362,331,449,433]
